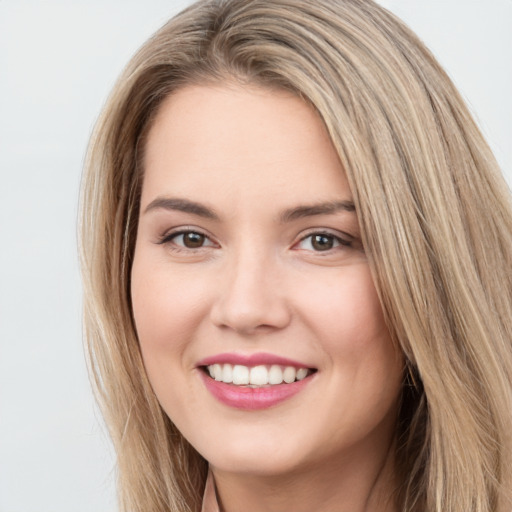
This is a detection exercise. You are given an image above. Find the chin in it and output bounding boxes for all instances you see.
[191,428,305,476]
[209,452,308,478]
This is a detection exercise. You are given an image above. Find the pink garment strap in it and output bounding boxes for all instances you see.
[201,469,220,512]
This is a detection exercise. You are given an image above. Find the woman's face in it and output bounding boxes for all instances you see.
[131,84,403,477]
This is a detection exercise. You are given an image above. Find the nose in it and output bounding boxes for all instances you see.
[210,249,291,335]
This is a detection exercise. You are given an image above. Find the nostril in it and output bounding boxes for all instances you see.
[209,261,292,333]
[210,295,292,334]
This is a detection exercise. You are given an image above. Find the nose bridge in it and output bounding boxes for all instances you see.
[211,240,290,333]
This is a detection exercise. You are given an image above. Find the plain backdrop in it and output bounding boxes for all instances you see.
[0,1,510,511]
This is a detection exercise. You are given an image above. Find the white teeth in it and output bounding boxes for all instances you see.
[268,365,283,385]
[296,368,308,381]
[283,366,296,383]
[232,365,250,385]
[206,363,311,386]
[213,363,222,381]
[222,363,233,383]
[249,365,268,385]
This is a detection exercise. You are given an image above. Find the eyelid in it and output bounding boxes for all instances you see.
[157,226,218,248]
[294,228,354,246]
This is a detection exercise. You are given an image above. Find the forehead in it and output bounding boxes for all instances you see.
[141,84,351,210]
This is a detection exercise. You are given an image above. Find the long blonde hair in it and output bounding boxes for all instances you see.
[79,0,512,510]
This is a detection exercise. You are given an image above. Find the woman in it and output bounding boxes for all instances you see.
[79,0,512,511]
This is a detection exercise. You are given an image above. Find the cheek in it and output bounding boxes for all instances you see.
[130,253,207,413]
[131,254,209,354]
[298,264,402,409]
[298,264,390,353]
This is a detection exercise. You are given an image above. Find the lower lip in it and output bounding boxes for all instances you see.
[199,371,313,410]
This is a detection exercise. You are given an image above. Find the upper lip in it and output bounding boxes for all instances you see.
[196,352,315,369]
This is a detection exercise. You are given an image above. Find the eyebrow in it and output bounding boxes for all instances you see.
[279,200,355,223]
[143,196,355,222]
[143,197,219,220]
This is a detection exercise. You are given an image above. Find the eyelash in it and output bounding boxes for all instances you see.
[157,228,353,253]
[157,228,215,251]
[295,230,353,252]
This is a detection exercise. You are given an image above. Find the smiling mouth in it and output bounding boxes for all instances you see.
[202,364,316,387]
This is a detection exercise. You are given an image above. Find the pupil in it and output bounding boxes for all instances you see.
[312,234,333,251]
[184,232,205,248]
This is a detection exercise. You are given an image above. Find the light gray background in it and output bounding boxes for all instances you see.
[0,1,510,511]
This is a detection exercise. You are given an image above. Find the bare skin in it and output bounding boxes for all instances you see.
[213,431,398,512]
[131,84,403,512]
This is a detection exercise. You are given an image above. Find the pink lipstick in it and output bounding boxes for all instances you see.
[196,353,316,410]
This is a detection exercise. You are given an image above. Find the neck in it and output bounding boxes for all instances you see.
[211,438,398,512]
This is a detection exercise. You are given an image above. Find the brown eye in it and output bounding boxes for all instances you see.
[158,229,217,252]
[160,230,214,249]
[311,234,335,251]
[296,232,351,252]
[181,232,206,248]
